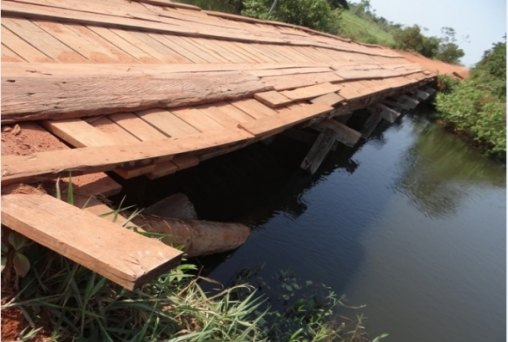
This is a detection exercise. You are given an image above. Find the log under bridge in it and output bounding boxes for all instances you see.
[1,0,463,289]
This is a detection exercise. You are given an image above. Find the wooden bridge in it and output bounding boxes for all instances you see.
[1,0,455,289]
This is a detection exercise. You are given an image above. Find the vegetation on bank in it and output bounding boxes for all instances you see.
[434,40,506,158]
[2,235,374,341]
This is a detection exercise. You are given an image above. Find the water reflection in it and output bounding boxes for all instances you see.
[394,112,505,218]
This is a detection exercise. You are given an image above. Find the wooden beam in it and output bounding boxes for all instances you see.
[384,98,410,111]
[2,65,272,123]
[376,103,401,123]
[300,128,337,174]
[400,95,419,109]
[2,128,254,185]
[317,119,361,147]
[415,89,431,100]
[422,86,436,95]
[1,193,183,290]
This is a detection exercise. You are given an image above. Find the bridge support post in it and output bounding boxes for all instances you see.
[415,89,431,100]
[376,103,401,123]
[361,107,383,137]
[300,127,337,174]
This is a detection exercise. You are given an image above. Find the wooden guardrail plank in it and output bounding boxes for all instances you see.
[1,193,183,290]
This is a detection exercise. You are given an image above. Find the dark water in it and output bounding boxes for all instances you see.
[121,108,506,341]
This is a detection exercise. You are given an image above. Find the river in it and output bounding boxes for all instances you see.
[134,106,505,341]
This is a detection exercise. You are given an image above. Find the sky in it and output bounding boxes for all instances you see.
[350,0,506,67]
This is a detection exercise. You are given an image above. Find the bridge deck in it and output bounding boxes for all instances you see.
[1,0,456,289]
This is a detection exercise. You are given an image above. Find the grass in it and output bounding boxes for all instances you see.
[337,11,396,46]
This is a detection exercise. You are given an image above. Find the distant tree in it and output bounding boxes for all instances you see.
[434,27,464,64]
[394,25,425,51]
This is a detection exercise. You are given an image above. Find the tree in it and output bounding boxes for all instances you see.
[242,0,341,34]
[327,0,349,9]
[434,26,464,64]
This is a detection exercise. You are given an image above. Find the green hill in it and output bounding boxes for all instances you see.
[337,10,396,46]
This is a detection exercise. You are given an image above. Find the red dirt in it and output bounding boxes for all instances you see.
[398,50,469,79]
[1,122,68,156]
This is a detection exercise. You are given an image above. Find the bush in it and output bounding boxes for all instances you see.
[435,40,506,157]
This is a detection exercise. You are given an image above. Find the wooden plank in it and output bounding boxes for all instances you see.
[66,24,138,63]
[109,29,191,64]
[1,44,24,62]
[134,0,201,10]
[1,193,182,290]
[114,163,157,179]
[281,82,342,101]
[239,102,332,136]
[172,155,200,170]
[43,119,156,178]
[193,105,242,128]
[317,119,361,147]
[231,99,278,119]
[42,119,116,147]
[250,66,331,77]
[1,62,322,77]
[310,92,344,107]
[2,25,52,62]
[212,103,256,123]
[181,37,234,63]
[138,109,199,137]
[147,160,179,179]
[88,117,141,144]
[300,128,337,174]
[262,71,343,91]
[2,18,87,63]
[254,91,293,108]
[88,26,160,63]
[171,107,225,132]
[109,112,168,140]
[151,35,209,63]
[34,21,118,63]
[2,65,273,123]
[2,128,254,184]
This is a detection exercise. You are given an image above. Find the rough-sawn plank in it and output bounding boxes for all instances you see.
[2,66,272,123]
[1,193,183,290]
